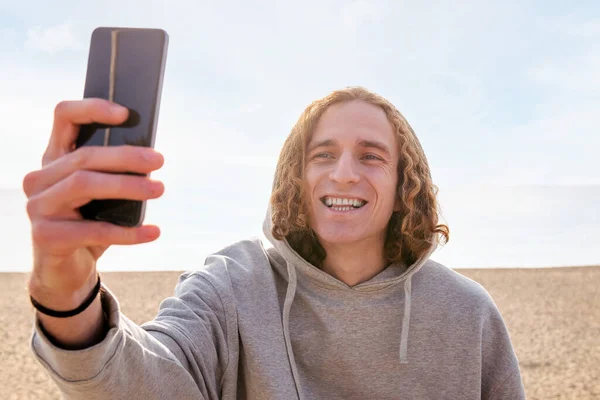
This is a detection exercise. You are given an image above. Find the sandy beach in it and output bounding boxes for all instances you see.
[1,266,598,399]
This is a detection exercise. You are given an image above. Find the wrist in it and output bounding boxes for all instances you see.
[28,272,100,312]
[35,290,108,350]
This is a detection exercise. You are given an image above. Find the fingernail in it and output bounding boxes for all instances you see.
[142,226,160,240]
[150,181,164,196]
[109,103,127,115]
[144,150,162,162]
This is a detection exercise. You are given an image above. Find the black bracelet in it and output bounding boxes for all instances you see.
[30,274,102,318]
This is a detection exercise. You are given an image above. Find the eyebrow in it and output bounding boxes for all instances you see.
[307,139,336,153]
[307,138,392,158]
[358,139,392,158]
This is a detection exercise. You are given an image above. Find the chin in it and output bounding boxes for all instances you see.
[312,226,367,246]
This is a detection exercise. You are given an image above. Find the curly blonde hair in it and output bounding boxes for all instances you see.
[270,86,449,267]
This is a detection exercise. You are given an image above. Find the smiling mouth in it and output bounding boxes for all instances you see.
[320,196,368,211]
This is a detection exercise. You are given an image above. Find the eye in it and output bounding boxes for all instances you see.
[314,152,333,159]
[363,153,383,161]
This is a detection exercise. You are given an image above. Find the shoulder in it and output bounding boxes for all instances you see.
[415,259,501,317]
[420,262,525,397]
[418,259,493,299]
[173,237,273,299]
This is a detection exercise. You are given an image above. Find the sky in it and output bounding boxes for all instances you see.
[1,0,599,189]
[0,1,599,270]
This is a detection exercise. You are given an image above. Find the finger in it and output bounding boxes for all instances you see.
[26,170,164,218]
[32,219,160,254]
[23,145,164,198]
[45,98,129,164]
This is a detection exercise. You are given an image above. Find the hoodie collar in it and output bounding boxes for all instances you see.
[260,204,438,292]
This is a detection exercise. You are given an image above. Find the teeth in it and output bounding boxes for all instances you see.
[324,197,366,209]
[331,207,350,211]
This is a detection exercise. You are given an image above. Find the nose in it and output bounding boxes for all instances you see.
[329,152,360,184]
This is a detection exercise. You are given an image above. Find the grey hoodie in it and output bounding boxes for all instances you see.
[31,208,526,399]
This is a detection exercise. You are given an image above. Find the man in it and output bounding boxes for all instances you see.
[24,86,526,399]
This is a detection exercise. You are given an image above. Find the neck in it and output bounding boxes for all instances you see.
[320,237,388,287]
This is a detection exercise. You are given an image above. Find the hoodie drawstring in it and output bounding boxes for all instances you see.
[283,260,414,374]
[282,262,302,399]
[399,275,413,364]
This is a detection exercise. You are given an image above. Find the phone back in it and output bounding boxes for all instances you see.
[76,27,168,227]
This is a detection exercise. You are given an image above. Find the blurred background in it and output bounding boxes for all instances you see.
[0,1,598,399]
[1,1,598,272]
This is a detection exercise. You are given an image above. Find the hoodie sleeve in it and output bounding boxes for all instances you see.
[480,299,526,400]
[30,272,235,400]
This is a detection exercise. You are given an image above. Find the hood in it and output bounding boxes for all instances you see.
[259,204,439,367]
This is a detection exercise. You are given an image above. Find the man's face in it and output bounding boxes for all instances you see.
[304,100,400,249]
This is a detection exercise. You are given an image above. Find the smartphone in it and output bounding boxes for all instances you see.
[75,27,169,227]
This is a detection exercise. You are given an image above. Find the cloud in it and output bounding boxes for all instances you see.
[564,18,600,38]
[482,106,600,185]
[2,1,600,190]
[527,54,600,93]
[240,103,264,113]
[24,22,83,54]
[526,13,600,92]
[341,0,380,32]
[537,14,600,39]
[0,27,18,47]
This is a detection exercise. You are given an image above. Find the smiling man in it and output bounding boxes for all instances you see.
[302,99,404,286]
[26,87,526,399]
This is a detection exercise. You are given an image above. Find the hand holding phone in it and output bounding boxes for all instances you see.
[76,27,169,227]
[23,97,165,347]
[22,27,168,347]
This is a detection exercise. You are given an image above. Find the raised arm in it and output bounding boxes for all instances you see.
[24,99,231,399]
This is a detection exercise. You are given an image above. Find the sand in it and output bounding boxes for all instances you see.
[1,266,598,399]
